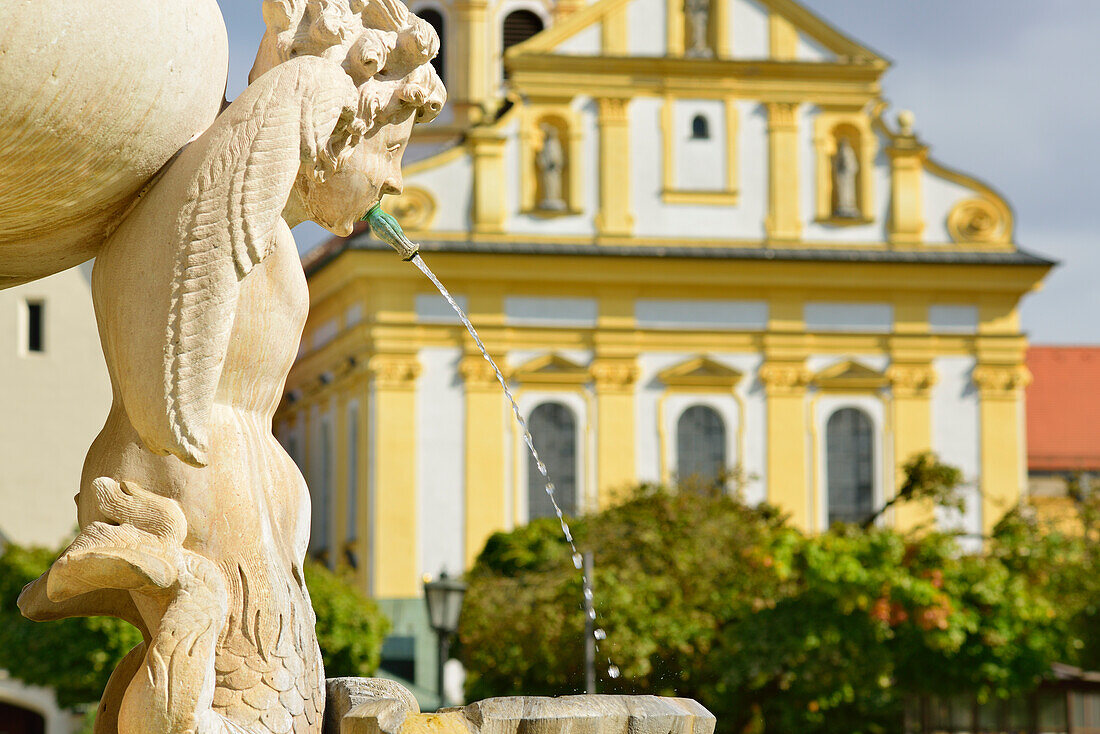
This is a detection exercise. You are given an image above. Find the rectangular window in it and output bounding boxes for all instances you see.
[25,300,44,353]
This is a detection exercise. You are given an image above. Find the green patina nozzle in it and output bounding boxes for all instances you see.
[363,203,419,261]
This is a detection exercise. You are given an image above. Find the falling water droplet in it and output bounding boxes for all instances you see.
[594,628,606,640]
[588,609,596,621]
[584,588,593,602]
[607,665,621,679]
[572,553,583,569]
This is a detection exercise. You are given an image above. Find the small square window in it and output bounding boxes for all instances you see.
[25,300,44,354]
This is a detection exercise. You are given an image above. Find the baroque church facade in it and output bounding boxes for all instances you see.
[276,0,1052,691]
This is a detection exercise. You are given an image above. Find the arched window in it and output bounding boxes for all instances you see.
[0,701,45,734]
[418,8,445,81]
[502,10,545,78]
[826,408,875,526]
[690,114,710,140]
[527,402,577,519]
[676,405,726,486]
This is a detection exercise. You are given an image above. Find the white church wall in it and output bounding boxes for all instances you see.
[405,146,473,232]
[674,99,727,191]
[632,98,768,240]
[417,347,466,576]
[796,31,832,62]
[730,0,768,58]
[628,0,666,55]
[922,169,974,244]
[556,22,602,54]
[932,356,982,545]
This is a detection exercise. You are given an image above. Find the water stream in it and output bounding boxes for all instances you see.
[410,253,620,682]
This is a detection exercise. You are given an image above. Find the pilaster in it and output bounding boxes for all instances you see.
[460,354,508,565]
[973,363,1031,535]
[469,127,508,234]
[759,361,812,529]
[887,362,937,531]
[369,353,421,598]
[765,102,802,242]
[887,128,928,246]
[453,0,490,126]
[591,358,638,508]
[595,97,635,237]
[768,13,797,60]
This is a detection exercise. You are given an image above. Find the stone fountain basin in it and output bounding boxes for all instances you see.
[326,679,717,734]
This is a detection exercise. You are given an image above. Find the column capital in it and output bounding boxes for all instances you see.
[596,97,631,124]
[972,364,1031,399]
[766,101,800,130]
[459,354,500,387]
[758,361,812,396]
[887,363,937,399]
[590,358,639,392]
[369,354,420,389]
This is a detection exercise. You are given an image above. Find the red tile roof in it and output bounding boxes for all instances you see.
[1027,346,1100,471]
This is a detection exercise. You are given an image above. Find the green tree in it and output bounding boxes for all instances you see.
[458,460,1096,733]
[0,546,389,709]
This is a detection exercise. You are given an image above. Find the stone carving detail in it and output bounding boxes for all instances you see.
[758,363,813,394]
[972,364,1031,396]
[536,123,568,212]
[887,364,937,398]
[460,354,502,386]
[591,360,640,390]
[683,0,713,58]
[387,186,437,231]
[947,198,1009,244]
[14,1,445,733]
[832,137,861,219]
[372,355,423,388]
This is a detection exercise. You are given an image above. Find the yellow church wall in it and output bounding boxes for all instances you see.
[279,248,1046,597]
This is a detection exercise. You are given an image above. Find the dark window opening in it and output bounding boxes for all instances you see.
[676,405,726,486]
[0,700,45,734]
[826,408,875,526]
[502,10,544,78]
[26,300,43,353]
[690,114,710,140]
[419,9,445,81]
[527,402,577,519]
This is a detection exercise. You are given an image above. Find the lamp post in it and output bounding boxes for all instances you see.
[423,571,466,709]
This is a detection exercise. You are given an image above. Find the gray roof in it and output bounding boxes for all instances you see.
[304,231,1057,275]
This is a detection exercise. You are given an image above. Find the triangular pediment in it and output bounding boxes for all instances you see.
[659,357,743,389]
[508,0,884,63]
[511,354,590,384]
[813,359,887,390]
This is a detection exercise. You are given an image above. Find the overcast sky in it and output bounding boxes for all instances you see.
[216,1,1099,344]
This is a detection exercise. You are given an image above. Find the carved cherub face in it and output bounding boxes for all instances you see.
[295,106,416,236]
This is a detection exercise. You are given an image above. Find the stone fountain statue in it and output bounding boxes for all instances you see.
[1,3,716,733]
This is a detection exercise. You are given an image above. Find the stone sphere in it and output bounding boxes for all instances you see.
[0,0,229,287]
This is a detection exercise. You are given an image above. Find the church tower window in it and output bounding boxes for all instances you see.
[826,408,875,526]
[690,114,710,140]
[502,10,544,78]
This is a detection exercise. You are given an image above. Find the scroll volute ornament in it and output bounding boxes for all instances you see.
[947,197,1010,245]
[887,364,937,398]
[972,364,1031,396]
[386,186,437,231]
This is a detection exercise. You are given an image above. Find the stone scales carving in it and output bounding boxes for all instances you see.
[0,2,715,733]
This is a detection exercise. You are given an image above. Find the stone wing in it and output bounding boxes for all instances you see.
[131,58,358,466]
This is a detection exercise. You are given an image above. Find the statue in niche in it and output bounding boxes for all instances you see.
[684,0,713,58]
[15,1,444,732]
[536,122,568,212]
[832,136,861,219]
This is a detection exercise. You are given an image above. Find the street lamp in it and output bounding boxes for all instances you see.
[423,571,466,709]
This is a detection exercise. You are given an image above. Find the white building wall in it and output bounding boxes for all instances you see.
[796,32,832,62]
[932,356,981,544]
[730,0,769,58]
[417,347,466,576]
[405,148,473,232]
[922,171,974,244]
[0,677,77,734]
[627,0,667,56]
[674,99,727,191]
[0,264,112,549]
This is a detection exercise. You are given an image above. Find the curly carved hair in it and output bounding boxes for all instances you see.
[251,0,446,137]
